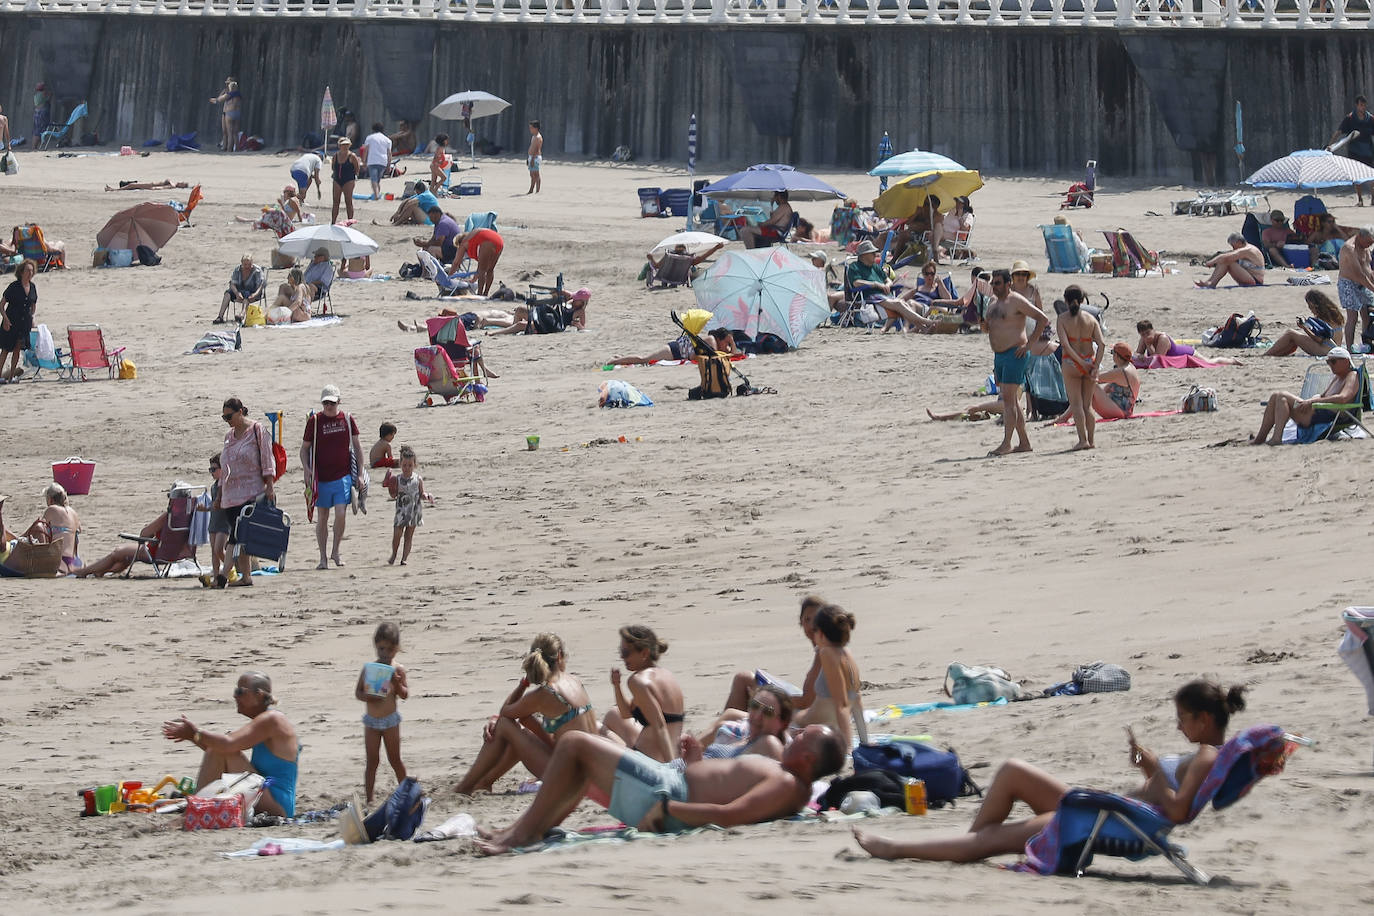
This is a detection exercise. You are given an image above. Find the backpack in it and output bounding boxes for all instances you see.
[818,769,907,811]
[525,302,567,335]
[688,354,732,400]
[850,742,980,805]
[136,244,162,267]
[1203,312,1261,348]
[398,262,422,280]
[362,777,428,841]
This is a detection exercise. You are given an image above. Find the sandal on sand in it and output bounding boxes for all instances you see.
[228,578,253,588]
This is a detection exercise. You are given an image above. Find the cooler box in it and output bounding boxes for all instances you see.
[638,187,662,217]
[52,458,96,495]
[456,179,482,196]
[234,500,291,569]
[659,188,692,217]
[1283,244,1311,269]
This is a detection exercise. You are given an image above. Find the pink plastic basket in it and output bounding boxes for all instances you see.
[52,457,96,496]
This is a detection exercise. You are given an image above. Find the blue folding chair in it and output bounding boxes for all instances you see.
[22,328,71,380]
[39,102,87,151]
[1040,223,1088,273]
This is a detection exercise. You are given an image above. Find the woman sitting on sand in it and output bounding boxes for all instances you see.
[268,268,311,323]
[791,603,865,748]
[719,595,823,714]
[0,488,81,574]
[1263,290,1343,357]
[601,625,686,763]
[1133,319,1196,361]
[162,671,299,817]
[854,678,1247,863]
[104,179,189,192]
[1047,342,1141,424]
[454,633,598,795]
[685,684,794,762]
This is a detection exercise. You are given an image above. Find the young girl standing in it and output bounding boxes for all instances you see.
[389,445,433,566]
[355,622,409,803]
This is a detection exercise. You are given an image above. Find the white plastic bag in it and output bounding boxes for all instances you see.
[34,324,56,362]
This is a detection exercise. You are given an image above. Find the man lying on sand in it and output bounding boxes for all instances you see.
[474,725,844,854]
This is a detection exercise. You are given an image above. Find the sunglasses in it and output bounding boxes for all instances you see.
[748,697,779,717]
[221,412,235,422]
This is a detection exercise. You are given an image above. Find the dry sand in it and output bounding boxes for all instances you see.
[0,150,1371,913]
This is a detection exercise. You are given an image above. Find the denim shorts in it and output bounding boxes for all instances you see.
[315,474,353,509]
[368,163,385,184]
[608,749,688,832]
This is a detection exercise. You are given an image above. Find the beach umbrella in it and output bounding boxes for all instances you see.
[869,148,967,178]
[650,230,728,255]
[431,90,511,170]
[873,168,984,219]
[875,131,894,192]
[277,223,378,259]
[1243,148,1374,190]
[321,86,337,137]
[1233,100,1244,175]
[692,247,830,349]
[687,113,698,229]
[700,164,847,202]
[96,202,180,252]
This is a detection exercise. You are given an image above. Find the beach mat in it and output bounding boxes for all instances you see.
[1137,354,1231,370]
[1055,409,1182,427]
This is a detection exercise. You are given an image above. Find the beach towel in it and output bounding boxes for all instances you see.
[220,837,346,858]
[1055,409,1182,426]
[598,380,653,408]
[866,698,1009,722]
[189,329,241,354]
[1136,354,1230,370]
[248,316,343,330]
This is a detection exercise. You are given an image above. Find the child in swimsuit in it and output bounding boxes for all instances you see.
[388,445,433,566]
[355,621,409,803]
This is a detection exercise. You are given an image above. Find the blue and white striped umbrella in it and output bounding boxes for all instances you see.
[869,148,968,178]
[688,113,697,175]
[876,131,893,193]
[1244,149,1374,190]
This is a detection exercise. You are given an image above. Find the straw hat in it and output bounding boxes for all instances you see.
[856,240,880,256]
[1010,259,1036,279]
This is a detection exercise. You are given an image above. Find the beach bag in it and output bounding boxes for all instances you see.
[688,354,732,400]
[1,152,16,176]
[850,742,974,805]
[1203,312,1261,348]
[34,324,56,363]
[1072,661,1132,693]
[362,777,428,841]
[1181,384,1218,413]
[526,302,567,335]
[118,358,137,380]
[183,796,244,830]
[398,262,422,280]
[1303,317,1335,341]
[256,424,287,482]
[1,539,63,577]
[108,248,134,268]
[819,769,907,811]
[136,244,162,267]
[944,663,1026,704]
[242,303,266,327]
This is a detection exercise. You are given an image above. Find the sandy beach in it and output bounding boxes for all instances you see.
[0,149,1371,913]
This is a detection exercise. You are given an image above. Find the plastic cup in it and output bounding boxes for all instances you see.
[526,435,540,451]
[120,781,142,802]
[94,784,118,814]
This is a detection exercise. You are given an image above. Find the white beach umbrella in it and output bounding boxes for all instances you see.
[277,224,379,259]
[430,91,512,122]
[649,231,728,255]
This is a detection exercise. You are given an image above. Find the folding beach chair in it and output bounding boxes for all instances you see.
[117,488,204,578]
[413,344,482,407]
[415,248,472,296]
[1240,213,1273,268]
[945,228,975,262]
[39,102,87,151]
[171,185,203,228]
[1101,229,1160,278]
[1293,359,1372,443]
[14,224,65,271]
[22,328,71,380]
[1041,224,1088,274]
[1061,159,1096,209]
[756,211,799,249]
[423,315,487,379]
[66,324,127,381]
[463,211,498,233]
[646,252,694,290]
[1022,724,1308,885]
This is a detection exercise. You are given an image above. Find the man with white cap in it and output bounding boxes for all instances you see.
[301,385,367,569]
[1250,346,1362,445]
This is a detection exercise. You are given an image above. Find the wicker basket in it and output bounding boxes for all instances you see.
[3,540,64,577]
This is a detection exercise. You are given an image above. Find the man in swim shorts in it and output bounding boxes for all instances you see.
[983,268,1048,457]
[301,384,366,570]
[526,120,543,195]
[1337,226,1374,349]
[474,725,845,854]
[1196,234,1265,289]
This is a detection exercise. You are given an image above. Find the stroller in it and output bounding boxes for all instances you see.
[670,310,764,399]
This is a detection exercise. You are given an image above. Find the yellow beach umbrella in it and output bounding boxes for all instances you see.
[873,169,984,219]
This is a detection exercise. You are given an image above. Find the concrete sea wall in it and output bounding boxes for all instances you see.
[2,13,1372,181]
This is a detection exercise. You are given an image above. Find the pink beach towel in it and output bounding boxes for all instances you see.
[1136,354,1229,370]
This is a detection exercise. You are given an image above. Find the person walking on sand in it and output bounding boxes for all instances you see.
[1329,95,1374,207]
[983,268,1049,456]
[360,121,393,201]
[526,120,542,195]
[300,384,367,569]
[31,82,52,152]
[388,445,433,566]
[356,622,408,804]
[1337,226,1374,349]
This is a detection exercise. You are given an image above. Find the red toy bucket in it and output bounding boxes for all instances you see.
[52,458,96,496]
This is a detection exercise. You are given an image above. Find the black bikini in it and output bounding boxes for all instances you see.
[632,706,685,727]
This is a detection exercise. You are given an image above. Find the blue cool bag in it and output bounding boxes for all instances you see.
[850,741,970,804]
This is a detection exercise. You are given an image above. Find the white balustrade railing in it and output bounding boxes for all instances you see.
[1,0,1370,26]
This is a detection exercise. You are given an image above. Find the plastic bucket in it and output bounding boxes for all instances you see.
[52,458,96,495]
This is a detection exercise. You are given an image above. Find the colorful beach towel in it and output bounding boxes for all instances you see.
[1136,354,1230,370]
[1055,409,1182,427]
[866,698,1008,722]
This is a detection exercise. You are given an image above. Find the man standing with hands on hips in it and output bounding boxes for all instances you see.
[301,384,367,570]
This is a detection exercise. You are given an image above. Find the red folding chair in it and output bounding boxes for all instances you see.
[67,324,127,380]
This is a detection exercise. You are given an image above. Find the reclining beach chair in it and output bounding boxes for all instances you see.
[23,328,71,380]
[1022,724,1307,885]
[39,102,88,151]
[117,487,203,578]
[1293,358,1372,443]
[171,185,203,228]
[1101,229,1160,278]
[66,325,127,380]
[1041,224,1088,274]
[646,252,694,290]
[413,344,481,407]
[14,224,65,271]
[464,211,498,233]
[424,314,486,378]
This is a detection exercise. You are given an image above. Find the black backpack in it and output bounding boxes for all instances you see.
[1206,312,1261,348]
[525,303,568,335]
[136,244,162,267]
[818,769,907,811]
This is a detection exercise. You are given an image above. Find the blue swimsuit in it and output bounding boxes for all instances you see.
[251,743,299,816]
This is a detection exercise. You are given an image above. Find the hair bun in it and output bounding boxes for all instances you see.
[1225,685,1247,713]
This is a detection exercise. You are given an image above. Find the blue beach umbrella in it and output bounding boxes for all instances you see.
[869,148,968,178]
[687,113,698,229]
[876,131,893,193]
[700,164,847,202]
[1244,149,1374,190]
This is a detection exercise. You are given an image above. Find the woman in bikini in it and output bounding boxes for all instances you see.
[41,483,81,575]
[1056,284,1106,450]
[718,595,824,713]
[1134,319,1197,361]
[854,679,1247,863]
[601,625,685,763]
[685,684,794,762]
[791,603,865,749]
[1263,290,1344,357]
[454,633,597,795]
[329,137,363,225]
[209,78,242,152]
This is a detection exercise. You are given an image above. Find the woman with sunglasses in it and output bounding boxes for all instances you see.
[217,396,276,588]
[162,672,300,817]
[687,685,794,762]
[600,625,685,762]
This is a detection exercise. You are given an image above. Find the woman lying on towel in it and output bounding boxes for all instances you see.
[1046,342,1141,423]
[685,684,794,762]
[1263,290,1343,357]
[853,679,1246,862]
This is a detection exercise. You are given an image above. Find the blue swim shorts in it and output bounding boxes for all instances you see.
[993,347,1030,387]
[315,474,353,509]
[1338,277,1374,312]
[362,711,401,731]
[290,168,310,192]
[608,749,689,833]
[367,163,385,184]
